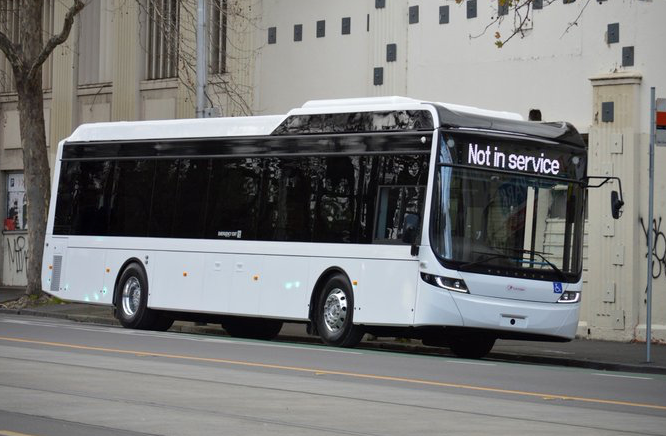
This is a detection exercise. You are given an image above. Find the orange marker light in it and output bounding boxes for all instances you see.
[49,265,53,270]
[352,280,358,286]
[183,272,188,277]
[253,275,259,281]
[106,268,110,273]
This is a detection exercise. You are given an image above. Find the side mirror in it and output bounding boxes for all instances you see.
[611,190,624,219]
[402,213,420,244]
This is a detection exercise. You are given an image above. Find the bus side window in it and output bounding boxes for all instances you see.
[374,186,425,243]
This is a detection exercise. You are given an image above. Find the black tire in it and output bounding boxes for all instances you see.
[152,314,175,332]
[115,263,164,330]
[221,317,283,340]
[449,333,496,359]
[316,273,364,348]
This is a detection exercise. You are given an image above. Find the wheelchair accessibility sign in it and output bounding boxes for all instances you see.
[553,282,563,294]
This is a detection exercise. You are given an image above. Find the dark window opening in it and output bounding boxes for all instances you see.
[54,147,430,245]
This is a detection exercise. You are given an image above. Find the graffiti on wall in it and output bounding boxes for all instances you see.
[640,216,666,280]
[3,234,28,286]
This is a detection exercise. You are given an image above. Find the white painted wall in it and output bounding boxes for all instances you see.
[257,0,666,133]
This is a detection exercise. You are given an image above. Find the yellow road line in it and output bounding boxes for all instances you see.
[1,335,665,412]
[0,431,39,436]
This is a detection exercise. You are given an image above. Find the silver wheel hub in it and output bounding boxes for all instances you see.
[323,288,347,333]
[122,276,141,318]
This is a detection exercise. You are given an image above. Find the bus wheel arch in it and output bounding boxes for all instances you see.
[308,267,348,334]
[113,260,173,331]
[112,258,146,315]
[310,268,364,348]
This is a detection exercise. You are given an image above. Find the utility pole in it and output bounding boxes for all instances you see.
[646,87,656,363]
[196,0,207,118]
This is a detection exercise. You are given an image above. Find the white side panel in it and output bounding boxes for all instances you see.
[61,248,107,304]
[151,252,205,311]
[228,254,264,315]
[355,259,419,325]
[201,253,235,314]
[260,256,310,319]
[42,237,67,295]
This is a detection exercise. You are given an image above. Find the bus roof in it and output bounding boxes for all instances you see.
[65,97,583,146]
[66,115,286,143]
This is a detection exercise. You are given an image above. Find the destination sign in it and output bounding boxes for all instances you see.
[443,132,586,180]
[467,143,561,175]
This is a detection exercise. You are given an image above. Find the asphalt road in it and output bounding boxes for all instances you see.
[1,314,665,436]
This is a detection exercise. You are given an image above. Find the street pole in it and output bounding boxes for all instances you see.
[646,87,655,363]
[196,0,207,118]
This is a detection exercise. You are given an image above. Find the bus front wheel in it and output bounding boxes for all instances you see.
[316,274,364,348]
[115,263,173,331]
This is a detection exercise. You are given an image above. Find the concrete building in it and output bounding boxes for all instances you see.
[1,0,664,342]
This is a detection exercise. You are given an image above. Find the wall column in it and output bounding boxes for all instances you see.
[111,0,142,121]
[585,73,643,341]
[49,0,78,167]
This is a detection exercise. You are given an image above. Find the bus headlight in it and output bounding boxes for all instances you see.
[421,273,469,293]
[557,291,581,303]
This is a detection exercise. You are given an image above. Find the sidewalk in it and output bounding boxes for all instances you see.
[2,286,665,375]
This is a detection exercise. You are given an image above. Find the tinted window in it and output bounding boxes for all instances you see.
[261,158,312,241]
[108,160,155,236]
[377,155,429,186]
[205,158,262,239]
[54,160,115,235]
[375,186,425,242]
[172,159,211,238]
[54,161,81,234]
[313,156,366,243]
[53,142,430,244]
[148,159,179,237]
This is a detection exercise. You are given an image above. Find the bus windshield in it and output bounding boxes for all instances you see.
[432,132,586,282]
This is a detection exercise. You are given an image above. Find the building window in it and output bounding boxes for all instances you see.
[145,0,180,80]
[209,0,227,74]
[4,173,26,231]
[0,0,54,92]
[77,0,113,85]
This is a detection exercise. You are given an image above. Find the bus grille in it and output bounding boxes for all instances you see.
[50,255,62,292]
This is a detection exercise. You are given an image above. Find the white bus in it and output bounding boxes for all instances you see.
[42,97,621,358]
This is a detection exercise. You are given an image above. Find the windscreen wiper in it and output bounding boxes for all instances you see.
[458,251,523,271]
[492,247,567,281]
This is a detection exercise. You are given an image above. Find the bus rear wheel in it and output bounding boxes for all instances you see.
[449,333,496,359]
[115,263,173,331]
[316,274,364,348]
[221,317,283,340]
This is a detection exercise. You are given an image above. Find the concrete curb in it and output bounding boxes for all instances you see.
[3,307,665,375]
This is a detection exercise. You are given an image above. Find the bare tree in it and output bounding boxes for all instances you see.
[463,0,591,47]
[137,0,259,116]
[0,0,86,297]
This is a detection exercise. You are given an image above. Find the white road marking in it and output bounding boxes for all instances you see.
[445,360,496,366]
[592,373,652,380]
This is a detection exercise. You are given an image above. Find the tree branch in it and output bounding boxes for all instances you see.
[0,31,22,72]
[560,0,591,39]
[28,0,86,80]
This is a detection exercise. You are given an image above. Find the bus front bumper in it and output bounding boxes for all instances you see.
[449,292,580,340]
